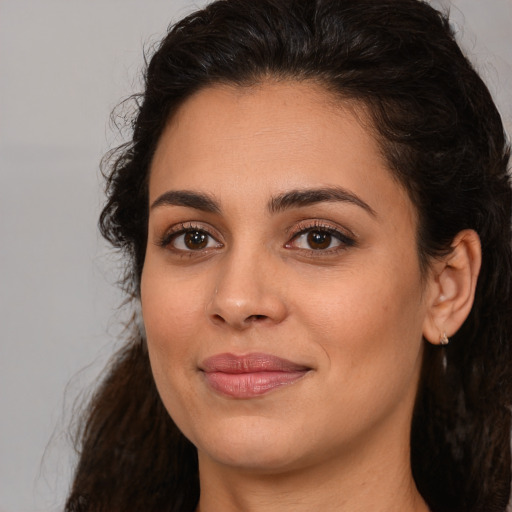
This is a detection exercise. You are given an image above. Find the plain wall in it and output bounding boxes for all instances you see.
[0,1,510,511]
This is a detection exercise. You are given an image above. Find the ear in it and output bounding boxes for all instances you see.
[423,229,482,345]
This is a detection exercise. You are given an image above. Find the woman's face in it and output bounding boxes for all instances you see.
[141,82,434,474]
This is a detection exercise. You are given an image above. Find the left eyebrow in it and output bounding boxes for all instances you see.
[150,190,221,213]
[268,187,376,216]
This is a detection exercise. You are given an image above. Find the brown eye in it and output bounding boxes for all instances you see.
[307,230,332,250]
[286,225,355,253]
[184,230,208,250]
[168,228,222,252]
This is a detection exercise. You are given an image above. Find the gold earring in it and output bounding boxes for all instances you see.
[439,331,449,345]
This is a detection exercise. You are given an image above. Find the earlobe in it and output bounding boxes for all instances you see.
[422,229,482,345]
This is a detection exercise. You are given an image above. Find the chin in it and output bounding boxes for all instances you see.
[191,415,305,473]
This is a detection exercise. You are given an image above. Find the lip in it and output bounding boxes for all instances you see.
[200,352,311,398]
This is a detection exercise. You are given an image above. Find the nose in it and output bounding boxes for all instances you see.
[206,247,288,330]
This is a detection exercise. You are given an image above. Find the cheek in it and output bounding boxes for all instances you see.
[140,263,210,431]
[298,259,422,332]
[140,263,207,369]
[294,259,426,389]
[300,286,424,443]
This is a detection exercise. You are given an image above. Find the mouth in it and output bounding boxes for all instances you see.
[199,352,311,398]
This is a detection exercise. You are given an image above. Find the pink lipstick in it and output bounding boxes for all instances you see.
[200,353,310,398]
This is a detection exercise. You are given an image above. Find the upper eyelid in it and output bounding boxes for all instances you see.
[165,221,218,235]
[292,224,348,238]
[286,219,356,239]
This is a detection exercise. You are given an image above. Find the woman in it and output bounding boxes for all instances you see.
[66,0,512,511]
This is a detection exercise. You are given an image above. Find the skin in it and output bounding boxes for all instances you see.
[141,81,480,512]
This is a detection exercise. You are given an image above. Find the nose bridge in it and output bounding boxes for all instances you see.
[207,240,287,328]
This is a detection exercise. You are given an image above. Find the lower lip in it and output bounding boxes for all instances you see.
[203,370,308,398]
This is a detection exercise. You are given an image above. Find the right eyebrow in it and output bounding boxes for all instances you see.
[150,190,221,213]
[268,186,376,217]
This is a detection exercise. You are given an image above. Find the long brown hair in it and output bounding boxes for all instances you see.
[67,1,512,511]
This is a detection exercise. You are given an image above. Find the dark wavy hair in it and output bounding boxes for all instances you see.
[66,1,512,511]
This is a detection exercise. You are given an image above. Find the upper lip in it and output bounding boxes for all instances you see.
[200,352,311,373]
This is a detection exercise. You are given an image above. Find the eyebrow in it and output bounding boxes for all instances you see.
[150,186,375,217]
[268,187,376,216]
[151,190,221,213]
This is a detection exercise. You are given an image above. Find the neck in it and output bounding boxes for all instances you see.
[195,423,429,512]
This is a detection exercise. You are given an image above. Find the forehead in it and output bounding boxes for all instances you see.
[149,80,413,222]
[154,81,372,170]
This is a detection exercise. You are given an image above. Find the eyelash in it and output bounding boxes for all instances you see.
[285,220,356,255]
[157,222,222,252]
[157,220,356,256]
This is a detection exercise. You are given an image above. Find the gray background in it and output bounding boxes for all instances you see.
[0,1,510,511]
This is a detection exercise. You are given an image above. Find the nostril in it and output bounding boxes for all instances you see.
[212,314,226,323]
[210,313,267,326]
[247,314,268,322]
